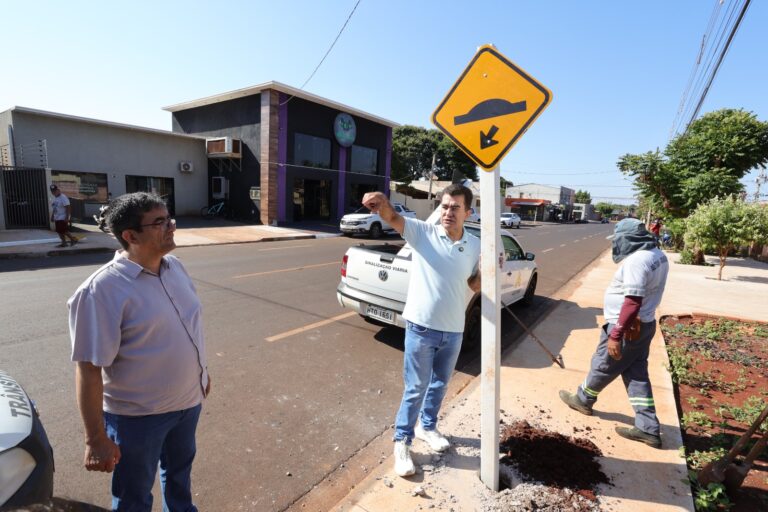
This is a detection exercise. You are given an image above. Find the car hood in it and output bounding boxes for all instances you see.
[342,214,373,221]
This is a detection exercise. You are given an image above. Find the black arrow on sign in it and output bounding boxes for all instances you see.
[480,125,500,149]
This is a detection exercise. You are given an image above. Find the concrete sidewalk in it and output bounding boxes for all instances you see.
[0,218,338,259]
[325,251,768,512]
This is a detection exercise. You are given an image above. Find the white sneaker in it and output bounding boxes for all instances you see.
[415,424,450,452]
[393,440,416,477]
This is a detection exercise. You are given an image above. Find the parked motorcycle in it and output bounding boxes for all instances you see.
[93,204,110,232]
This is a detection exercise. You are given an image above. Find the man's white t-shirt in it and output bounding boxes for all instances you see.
[51,194,70,221]
[401,217,480,333]
[603,248,669,323]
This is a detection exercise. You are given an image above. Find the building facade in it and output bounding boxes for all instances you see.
[0,107,207,229]
[165,82,397,226]
[504,183,575,222]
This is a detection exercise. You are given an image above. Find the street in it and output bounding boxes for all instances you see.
[0,221,612,511]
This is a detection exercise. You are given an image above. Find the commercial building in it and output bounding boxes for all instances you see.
[0,82,396,229]
[504,183,575,222]
[165,82,397,225]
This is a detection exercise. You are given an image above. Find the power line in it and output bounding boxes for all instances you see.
[683,0,750,134]
[670,0,751,137]
[280,0,362,106]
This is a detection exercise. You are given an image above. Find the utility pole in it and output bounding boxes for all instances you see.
[428,153,436,203]
[755,168,767,202]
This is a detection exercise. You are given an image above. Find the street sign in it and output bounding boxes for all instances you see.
[432,45,552,170]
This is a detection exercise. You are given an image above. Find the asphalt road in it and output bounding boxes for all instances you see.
[0,221,612,511]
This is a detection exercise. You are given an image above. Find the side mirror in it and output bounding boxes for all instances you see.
[525,252,536,261]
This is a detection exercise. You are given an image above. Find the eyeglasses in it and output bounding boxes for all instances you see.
[138,217,176,230]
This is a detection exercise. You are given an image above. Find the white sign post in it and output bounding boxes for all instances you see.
[479,165,502,490]
[431,44,551,492]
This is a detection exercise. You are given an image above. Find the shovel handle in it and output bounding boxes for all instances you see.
[723,404,768,463]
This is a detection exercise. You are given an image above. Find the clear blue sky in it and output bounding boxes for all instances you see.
[2,0,766,204]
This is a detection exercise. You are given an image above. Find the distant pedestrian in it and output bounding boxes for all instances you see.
[650,218,662,243]
[559,218,669,448]
[68,192,210,511]
[362,185,481,477]
[50,184,78,247]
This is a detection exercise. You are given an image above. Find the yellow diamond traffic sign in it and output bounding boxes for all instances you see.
[432,45,552,170]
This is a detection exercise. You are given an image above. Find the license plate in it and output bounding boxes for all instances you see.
[366,304,395,324]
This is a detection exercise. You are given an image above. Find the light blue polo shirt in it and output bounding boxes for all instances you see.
[401,217,480,333]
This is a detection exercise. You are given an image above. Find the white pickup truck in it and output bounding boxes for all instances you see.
[336,220,538,346]
[339,203,416,238]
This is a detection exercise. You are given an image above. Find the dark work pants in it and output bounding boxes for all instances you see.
[577,321,660,436]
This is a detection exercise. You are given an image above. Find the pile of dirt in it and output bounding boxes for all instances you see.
[499,420,610,503]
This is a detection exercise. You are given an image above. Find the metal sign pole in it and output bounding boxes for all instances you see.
[479,164,501,490]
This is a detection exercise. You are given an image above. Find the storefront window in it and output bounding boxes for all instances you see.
[350,145,378,175]
[51,171,109,203]
[294,133,331,169]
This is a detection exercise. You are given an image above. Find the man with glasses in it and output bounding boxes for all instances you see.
[362,184,481,478]
[68,192,210,511]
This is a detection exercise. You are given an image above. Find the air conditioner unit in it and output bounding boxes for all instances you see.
[179,161,193,173]
[206,137,242,158]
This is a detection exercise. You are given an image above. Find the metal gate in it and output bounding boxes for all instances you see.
[0,166,49,228]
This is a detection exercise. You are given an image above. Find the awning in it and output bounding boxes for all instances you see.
[505,198,551,207]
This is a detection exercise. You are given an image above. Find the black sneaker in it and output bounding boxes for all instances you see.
[615,426,661,448]
[69,238,78,246]
[559,390,593,416]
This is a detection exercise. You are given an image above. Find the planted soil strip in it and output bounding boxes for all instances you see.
[662,314,768,512]
[499,420,610,502]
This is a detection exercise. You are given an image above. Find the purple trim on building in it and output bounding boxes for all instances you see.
[337,146,347,219]
[384,126,392,197]
[277,93,288,221]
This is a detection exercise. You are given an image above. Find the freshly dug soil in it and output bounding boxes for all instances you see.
[661,314,768,512]
[499,420,610,504]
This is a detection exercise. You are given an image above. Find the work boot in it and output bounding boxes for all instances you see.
[393,440,416,477]
[415,424,450,452]
[559,390,593,416]
[615,426,661,448]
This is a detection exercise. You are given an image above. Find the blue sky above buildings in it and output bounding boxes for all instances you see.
[2,0,765,203]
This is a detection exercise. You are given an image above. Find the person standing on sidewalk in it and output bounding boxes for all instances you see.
[50,184,78,247]
[559,218,669,448]
[362,185,481,477]
[68,192,210,511]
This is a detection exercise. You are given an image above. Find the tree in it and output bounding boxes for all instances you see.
[391,125,478,183]
[595,202,614,216]
[619,109,768,219]
[684,196,768,280]
[574,190,592,204]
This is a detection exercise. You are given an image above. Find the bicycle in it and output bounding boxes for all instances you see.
[201,201,226,219]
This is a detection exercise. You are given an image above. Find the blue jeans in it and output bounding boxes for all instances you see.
[104,404,201,512]
[394,321,463,443]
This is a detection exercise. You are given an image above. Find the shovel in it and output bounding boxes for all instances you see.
[723,429,768,494]
[697,404,768,487]
[502,304,565,369]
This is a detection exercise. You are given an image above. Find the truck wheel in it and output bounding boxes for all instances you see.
[462,303,481,349]
[521,274,537,306]
[369,223,383,239]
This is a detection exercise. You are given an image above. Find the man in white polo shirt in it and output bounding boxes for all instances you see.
[362,184,481,477]
[68,192,210,511]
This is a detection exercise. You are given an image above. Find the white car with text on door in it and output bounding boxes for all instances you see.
[336,216,537,347]
[339,202,417,238]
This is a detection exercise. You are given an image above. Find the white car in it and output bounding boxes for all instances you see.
[339,202,416,238]
[466,207,481,223]
[500,212,521,228]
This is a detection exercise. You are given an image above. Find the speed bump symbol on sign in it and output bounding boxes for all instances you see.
[432,45,552,170]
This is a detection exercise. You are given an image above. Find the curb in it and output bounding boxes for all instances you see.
[0,233,342,260]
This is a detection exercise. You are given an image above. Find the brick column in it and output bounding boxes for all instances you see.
[260,89,280,225]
